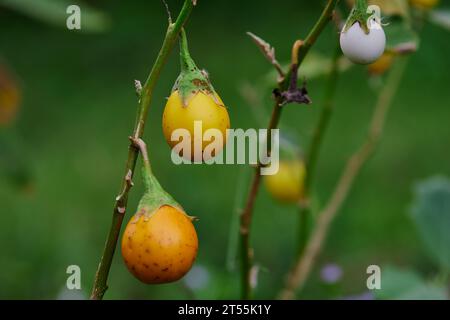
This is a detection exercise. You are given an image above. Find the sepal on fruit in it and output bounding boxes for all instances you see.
[340,1,387,65]
[130,138,190,221]
[172,29,222,108]
[343,0,377,34]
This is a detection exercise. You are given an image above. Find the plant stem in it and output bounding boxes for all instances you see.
[90,0,195,300]
[239,0,339,300]
[296,206,310,256]
[240,101,283,300]
[226,166,249,272]
[278,57,409,300]
[296,42,341,256]
[281,0,339,90]
[305,45,340,194]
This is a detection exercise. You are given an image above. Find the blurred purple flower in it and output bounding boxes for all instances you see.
[184,265,210,290]
[320,263,343,284]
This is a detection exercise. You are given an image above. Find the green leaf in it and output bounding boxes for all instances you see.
[429,9,450,32]
[375,265,447,300]
[411,176,450,270]
[0,0,109,33]
[385,18,420,54]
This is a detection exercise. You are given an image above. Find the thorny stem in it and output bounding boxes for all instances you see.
[296,41,341,256]
[90,0,195,300]
[239,0,339,300]
[278,58,409,300]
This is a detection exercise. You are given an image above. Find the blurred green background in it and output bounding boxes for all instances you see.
[1,0,450,299]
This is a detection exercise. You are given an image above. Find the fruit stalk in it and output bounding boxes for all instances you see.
[180,29,195,73]
[278,57,409,300]
[131,137,163,196]
[355,0,368,13]
[174,28,217,106]
[239,0,339,300]
[90,0,196,300]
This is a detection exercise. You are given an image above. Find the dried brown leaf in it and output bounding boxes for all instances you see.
[247,32,285,78]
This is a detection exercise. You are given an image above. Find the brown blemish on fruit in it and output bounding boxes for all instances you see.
[121,206,198,284]
[192,79,208,87]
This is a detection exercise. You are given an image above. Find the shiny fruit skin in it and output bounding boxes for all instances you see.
[121,205,198,284]
[340,20,386,65]
[368,52,395,75]
[162,90,230,160]
[264,160,306,204]
[410,0,440,9]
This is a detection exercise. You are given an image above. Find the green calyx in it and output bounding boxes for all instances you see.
[343,0,374,34]
[173,29,219,107]
[134,143,186,220]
